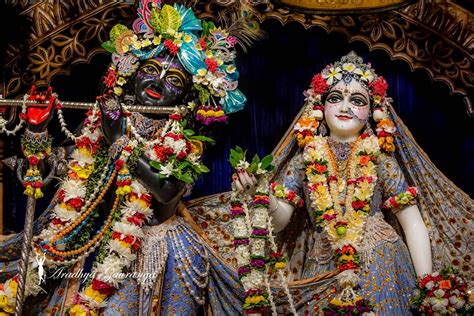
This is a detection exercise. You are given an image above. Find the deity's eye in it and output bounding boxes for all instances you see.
[327,94,342,104]
[166,74,184,88]
[351,96,367,107]
[142,65,158,75]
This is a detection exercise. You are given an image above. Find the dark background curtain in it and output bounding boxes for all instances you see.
[4,20,473,232]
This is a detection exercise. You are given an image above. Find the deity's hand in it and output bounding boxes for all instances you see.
[232,169,258,195]
[98,94,124,144]
[26,87,56,133]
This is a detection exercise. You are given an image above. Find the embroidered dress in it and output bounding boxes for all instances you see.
[277,141,417,314]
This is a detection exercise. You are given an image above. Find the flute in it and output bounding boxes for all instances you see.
[0,98,176,114]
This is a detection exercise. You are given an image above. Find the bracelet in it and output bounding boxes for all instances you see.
[109,135,130,160]
[270,182,304,208]
[383,186,417,214]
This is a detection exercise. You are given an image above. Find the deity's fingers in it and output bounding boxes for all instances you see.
[241,171,255,188]
[232,174,244,191]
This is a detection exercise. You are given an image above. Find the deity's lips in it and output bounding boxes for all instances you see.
[144,88,163,99]
[336,115,353,121]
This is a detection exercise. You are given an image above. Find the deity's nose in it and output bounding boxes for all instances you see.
[340,98,349,112]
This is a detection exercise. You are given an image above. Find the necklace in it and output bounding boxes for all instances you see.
[327,138,356,195]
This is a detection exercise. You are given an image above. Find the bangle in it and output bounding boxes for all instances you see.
[383,186,417,214]
[270,182,304,208]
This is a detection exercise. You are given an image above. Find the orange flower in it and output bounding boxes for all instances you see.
[439,280,452,290]
[359,155,370,166]
[314,163,327,173]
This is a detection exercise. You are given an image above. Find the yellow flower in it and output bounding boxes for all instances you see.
[183,34,192,43]
[113,86,123,96]
[245,295,265,304]
[119,240,131,248]
[117,77,127,86]
[69,304,88,316]
[34,188,44,199]
[24,185,34,196]
[275,262,286,269]
[197,68,207,76]
[142,39,152,47]
[152,36,161,46]
[132,41,142,50]
[0,294,14,314]
[84,286,107,303]
[338,255,354,262]
[205,50,213,58]
[226,64,236,74]
[71,164,94,180]
[116,185,132,196]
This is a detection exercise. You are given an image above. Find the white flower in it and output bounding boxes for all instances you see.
[322,66,342,85]
[449,295,465,309]
[255,162,266,175]
[355,68,374,82]
[237,160,250,170]
[53,204,77,221]
[159,162,177,177]
[235,245,250,266]
[69,149,94,166]
[233,218,248,237]
[428,289,448,313]
[241,269,264,290]
[108,239,137,262]
[61,179,86,201]
[251,239,266,257]
[112,222,143,238]
[130,180,147,195]
[342,63,356,72]
[252,208,268,228]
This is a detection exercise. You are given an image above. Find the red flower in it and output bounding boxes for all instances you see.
[103,68,117,88]
[311,74,328,95]
[67,197,84,209]
[153,146,174,162]
[205,58,218,73]
[52,218,65,226]
[164,39,179,55]
[91,278,115,295]
[314,163,327,173]
[198,37,208,50]
[352,200,367,210]
[407,187,417,196]
[287,191,296,201]
[369,76,388,98]
[115,159,124,170]
[170,113,181,121]
[28,156,40,166]
[57,190,65,201]
[131,240,141,252]
[339,261,358,271]
[176,151,187,160]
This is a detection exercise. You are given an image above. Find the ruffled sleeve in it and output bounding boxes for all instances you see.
[379,154,417,214]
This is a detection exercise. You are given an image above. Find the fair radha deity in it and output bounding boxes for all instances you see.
[0,1,251,315]
[228,52,473,314]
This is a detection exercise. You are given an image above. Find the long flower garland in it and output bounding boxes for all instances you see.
[230,149,297,315]
[0,106,103,314]
[303,133,380,312]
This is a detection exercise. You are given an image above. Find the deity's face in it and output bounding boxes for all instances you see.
[133,56,190,107]
[324,79,370,140]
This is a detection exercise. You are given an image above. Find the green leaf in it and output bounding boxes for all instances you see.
[260,155,273,169]
[175,172,194,184]
[101,40,116,53]
[183,129,195,137]
[178,162,190,170]
[202,21,216,36]
[196,164,210,173]
[149,160,162,171]
[151,5,182,34]
[109,24,128,43]
[194,84,210,105]
[192,135,214,143]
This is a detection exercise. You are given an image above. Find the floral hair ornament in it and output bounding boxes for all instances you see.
[101,0,261,124]
[295,51,396,152]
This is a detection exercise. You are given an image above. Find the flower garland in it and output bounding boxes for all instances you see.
[411,267,471,315]
[270,182,304,209]
[302,133,380,312]
[69,178,153,315]
[21,130,52,199]
[145,112,211,184]
[230,149,296,315]
[0,106,103,315]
